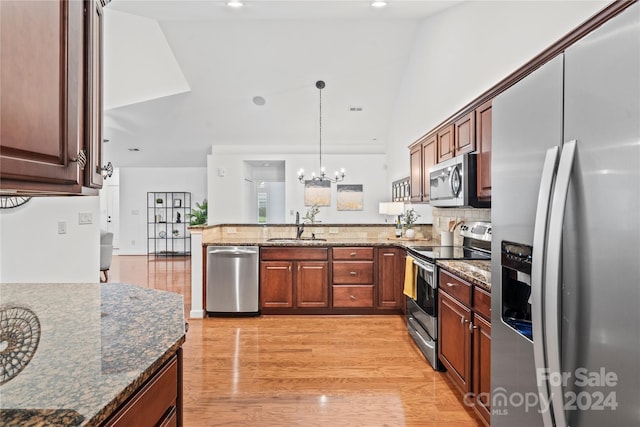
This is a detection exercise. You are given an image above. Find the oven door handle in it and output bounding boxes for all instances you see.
[412,258,434,273]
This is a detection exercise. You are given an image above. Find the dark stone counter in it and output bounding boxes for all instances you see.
[437,260,492,291]
[0,283,185,426]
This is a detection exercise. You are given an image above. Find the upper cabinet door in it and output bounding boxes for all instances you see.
[454,111,476,155]
[437,124,455,162]
[0,0,84,192]
[421,134,437,203]
[409,143,423,202]
[475,101,492,200]
[85,0,104,189]
[0,0,105,195]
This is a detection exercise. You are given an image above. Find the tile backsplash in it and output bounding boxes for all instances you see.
[432,207,491,245]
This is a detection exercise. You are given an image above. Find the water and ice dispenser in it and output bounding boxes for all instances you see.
[501,241,533,341]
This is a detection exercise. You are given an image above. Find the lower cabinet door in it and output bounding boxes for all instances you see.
[472,314,491,424]
[296,261,328,308]
[438,291,471,393]
[260,261,293,308]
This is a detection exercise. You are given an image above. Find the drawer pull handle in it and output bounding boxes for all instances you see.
[446,282,457,287]
[350,271,357,276]
[350,295,356,300]
[350,252,357,257]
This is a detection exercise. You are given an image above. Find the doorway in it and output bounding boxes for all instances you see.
[243,161,285,223]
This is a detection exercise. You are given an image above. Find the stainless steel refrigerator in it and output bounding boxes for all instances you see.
[491,3,639,426]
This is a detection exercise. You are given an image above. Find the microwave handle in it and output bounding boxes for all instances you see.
[450,164,462,197]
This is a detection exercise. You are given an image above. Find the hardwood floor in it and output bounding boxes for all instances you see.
[109,255,484,426]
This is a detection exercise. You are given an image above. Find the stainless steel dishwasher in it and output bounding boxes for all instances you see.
[206,246,259,316]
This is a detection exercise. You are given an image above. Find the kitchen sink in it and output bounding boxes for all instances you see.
[267,237,327,242]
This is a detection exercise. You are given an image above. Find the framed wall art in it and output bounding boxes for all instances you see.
[304,180,331,206]
[337,184,363,211]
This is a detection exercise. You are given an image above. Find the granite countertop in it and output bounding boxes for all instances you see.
[437,260,492,291]
[0,283,186,426]
[204,236,434,249]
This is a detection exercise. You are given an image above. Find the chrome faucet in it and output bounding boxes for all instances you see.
[295,211,304,239]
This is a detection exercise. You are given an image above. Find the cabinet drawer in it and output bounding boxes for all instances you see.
[439,270,472,306]
[261,247,328,261]
[473,286,491,320]
[332,247,373,260]
[332,285,374,308]
[332,261,373,284]
[105,355,178,427]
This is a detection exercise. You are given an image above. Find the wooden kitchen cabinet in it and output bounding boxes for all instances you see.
[454,111,476,155]
[260,247,329,311]
[260,261,294,308]
[0,0,106,195]
[295,261,329,308]
[438,268,491,426]
[472,310,491,424]
[332,247,374,308]
[376,247,405,311]
[439,289,472,391]
[436,124,455,163]
[409,133,437,203]
[475,100,492,201]
[104,350,182,427]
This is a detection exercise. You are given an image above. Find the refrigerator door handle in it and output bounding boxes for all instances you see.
[532,145,560,427]
[545,140,577,427]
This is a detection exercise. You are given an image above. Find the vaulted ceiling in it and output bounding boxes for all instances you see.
[102,1,462,168]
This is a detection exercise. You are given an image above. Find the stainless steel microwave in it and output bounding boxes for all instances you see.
[428,153,489,208]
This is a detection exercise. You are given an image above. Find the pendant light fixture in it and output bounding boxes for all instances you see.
[297,80,345,183]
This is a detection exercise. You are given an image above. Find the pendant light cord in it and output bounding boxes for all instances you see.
[318,83,323,172]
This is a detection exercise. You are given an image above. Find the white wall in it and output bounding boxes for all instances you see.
[118,167,207,255]
[0,197,100,283]
[386,0,609,182]
[208,149,389,224]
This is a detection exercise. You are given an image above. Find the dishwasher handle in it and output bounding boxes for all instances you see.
[208,248,257,255]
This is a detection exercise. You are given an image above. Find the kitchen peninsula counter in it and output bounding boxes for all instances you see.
[0,283,186,426]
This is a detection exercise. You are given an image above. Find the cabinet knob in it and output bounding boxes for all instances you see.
[470,323,478,333]
[446,282,457,287]
[350,295,356,300]
[350,271,357,276]
[350,252,357,257]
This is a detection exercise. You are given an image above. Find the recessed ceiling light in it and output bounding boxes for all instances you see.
[227,0,243,8]
[128,148,140,152]
[371,1,387,8]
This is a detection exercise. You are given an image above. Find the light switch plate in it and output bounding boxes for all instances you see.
[78,212,93,224]
[58,221,67,234]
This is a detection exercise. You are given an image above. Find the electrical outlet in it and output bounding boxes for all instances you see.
[58,221,67,234]
[78,212,93,224]
[227,227,237,234]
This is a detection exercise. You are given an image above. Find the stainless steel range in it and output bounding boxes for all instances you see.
[405,221,491,370]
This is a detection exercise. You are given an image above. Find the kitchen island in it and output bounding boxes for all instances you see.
[0,283,186,426]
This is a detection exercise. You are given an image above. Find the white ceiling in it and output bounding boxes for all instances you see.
[102,0,462,168]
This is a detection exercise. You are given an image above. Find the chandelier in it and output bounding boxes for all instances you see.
[297,80,345,183]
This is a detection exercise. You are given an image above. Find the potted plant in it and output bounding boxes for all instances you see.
[401,208,420,238]
[303,204,320,224]
[188,199,208,226]
[156,197,163,205]
[172,229,179,237]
